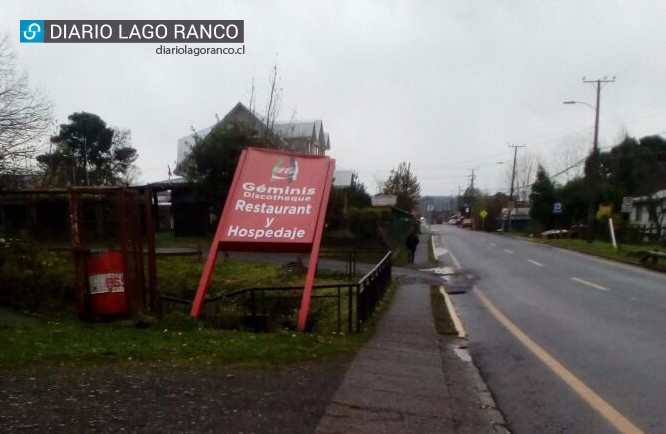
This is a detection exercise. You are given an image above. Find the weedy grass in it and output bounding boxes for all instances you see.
[430,286,458,336]
[156,256,352,297]
[0,307,365,370]
[154,232,211,249]
[1,236,397,369]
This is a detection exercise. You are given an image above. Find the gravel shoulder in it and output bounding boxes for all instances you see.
[1,356,352,434]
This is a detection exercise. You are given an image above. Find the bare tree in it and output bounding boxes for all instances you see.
[263,56,282,145]
[554,134,587,182]
[0,35,52,182]
[504,151,542,203]
[517,152,542,202]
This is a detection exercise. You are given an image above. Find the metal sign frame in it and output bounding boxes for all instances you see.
[190,147,335,331]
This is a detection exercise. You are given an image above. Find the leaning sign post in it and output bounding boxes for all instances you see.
[190,147,335,331]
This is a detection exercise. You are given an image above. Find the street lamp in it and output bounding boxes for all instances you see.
[563,77,615,242]
[563,100,598,156]
[563,98,600,242]
[563,100,595,110]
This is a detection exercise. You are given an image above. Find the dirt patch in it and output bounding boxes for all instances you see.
[1,357,352,433]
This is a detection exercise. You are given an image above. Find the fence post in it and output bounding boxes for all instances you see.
[337,286,341,333]
[356,283,362,333]
[348,284,354,334]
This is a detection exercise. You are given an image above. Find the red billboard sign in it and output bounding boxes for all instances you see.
[190,147,335,331]
[218,149,332,250]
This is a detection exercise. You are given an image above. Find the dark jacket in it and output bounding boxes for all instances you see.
[405,232,420,250]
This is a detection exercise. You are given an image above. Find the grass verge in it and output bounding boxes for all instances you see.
[430,285,457,336]
[539,238,666,272]
[427,234,437,262]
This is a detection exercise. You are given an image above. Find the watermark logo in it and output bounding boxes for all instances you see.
[20,20,44,43]
[18,20,243,43]
[271,157,299,182]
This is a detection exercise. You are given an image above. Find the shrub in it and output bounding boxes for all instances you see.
[346,209,381,240]
[0,237,73,310]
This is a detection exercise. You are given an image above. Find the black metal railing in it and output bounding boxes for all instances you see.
[159,251,392,333]
[318,249,388,280]
[355,251,392,332]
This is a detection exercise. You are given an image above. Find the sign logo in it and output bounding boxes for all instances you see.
[271,157,299,182]
[20,20,44,43]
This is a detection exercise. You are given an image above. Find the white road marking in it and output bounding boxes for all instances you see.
[571,277,610,291]
[504,249,514,254]
[527,259,544,267]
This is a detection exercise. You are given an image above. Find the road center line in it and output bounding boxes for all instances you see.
[503,249,514,254]
[474,285,644,434]
[571,277,610,291]
[527,259,544,267]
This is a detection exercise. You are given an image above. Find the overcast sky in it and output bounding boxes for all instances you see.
[3,1,666,196]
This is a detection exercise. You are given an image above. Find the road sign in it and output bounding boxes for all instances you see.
[621,196,633,213]
[480,209,488,219]
[553,202,563,215]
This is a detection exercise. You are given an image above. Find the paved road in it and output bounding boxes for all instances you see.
[431,224,666,434]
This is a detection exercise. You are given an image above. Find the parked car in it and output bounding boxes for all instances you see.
[448,217,460,225]
[461,218,472,228]
[541,229,568,239]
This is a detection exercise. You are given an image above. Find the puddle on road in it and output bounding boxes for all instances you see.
[421,266,456,275]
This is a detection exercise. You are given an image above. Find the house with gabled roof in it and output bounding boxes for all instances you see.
[175,102,330,172]
[270,119,329,155]
[166,102,332,235]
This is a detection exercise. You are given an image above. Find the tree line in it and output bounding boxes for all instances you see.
[529,134,666,237]
[0,36,138,189]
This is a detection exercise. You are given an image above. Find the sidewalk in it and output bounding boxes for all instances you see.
[316,232,507,434]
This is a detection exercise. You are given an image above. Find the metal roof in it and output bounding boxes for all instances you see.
[272,120,318,139]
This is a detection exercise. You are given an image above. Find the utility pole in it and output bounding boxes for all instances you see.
[457,185,462,215]
[469,169,476,192]
[84,136,90,186]
[467,168,478,220]
[583,76,615,242]
[505,144,525,233]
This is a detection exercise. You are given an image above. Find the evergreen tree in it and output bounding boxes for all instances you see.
[382,162,421,211]
[37,112,137,186]
[179,123,255,211]
[529,165,556,228]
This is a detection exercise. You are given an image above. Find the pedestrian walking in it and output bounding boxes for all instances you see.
[405,230,420,264]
